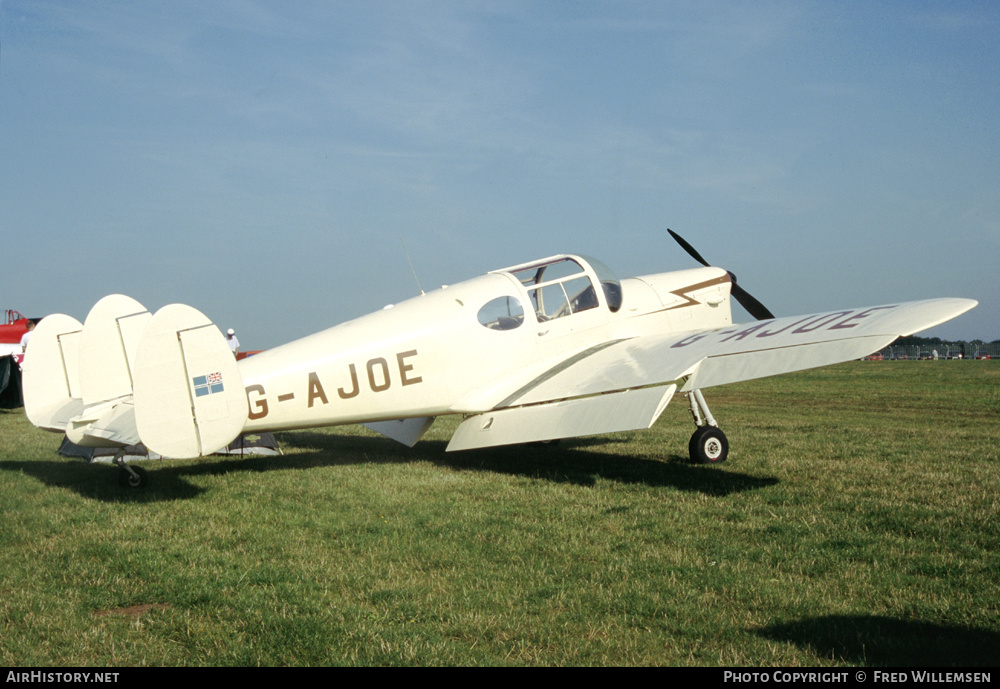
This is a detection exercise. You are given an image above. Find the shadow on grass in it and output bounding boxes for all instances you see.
[756,615,1000,666]
[0,458,208,502]
[1,430,777,501]
[280,431,778,495]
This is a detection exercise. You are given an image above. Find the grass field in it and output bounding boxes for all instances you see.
[1,361,997,666]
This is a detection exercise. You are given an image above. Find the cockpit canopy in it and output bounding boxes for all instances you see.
[477,255,622,331]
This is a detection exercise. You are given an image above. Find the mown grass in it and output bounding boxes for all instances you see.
[1,361,997,666]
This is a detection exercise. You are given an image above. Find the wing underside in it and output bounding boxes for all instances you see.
[447,384,676,451]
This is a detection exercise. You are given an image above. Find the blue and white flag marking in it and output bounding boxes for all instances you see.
[193,372,225,397]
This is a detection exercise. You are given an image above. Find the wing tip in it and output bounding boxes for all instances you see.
[898,298,977,337]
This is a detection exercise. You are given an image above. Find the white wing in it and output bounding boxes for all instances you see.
[446,298,976,451]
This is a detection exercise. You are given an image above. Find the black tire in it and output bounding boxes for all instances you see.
[118,465,148,488]
[689,426,729,464]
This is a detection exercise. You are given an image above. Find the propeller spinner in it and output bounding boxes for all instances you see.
[667,229,775,321]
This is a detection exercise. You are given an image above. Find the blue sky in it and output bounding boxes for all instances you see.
[2,1,997,349]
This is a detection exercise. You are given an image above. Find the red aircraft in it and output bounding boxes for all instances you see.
[1,310,36,361]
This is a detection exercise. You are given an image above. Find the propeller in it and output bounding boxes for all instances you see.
[667,229,775,320]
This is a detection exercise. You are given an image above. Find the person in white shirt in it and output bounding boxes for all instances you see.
[20,321,35,353]
[226,328,240,356]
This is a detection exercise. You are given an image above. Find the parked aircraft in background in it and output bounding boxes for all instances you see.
[23,232,976,487]
[1,310,37,406]
[1,310,35,359]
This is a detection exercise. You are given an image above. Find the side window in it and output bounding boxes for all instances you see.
[584,256,623,312]
[477,296,525,331]
[602,281,623,312]
[564,276,598,314]
[530,283,571,320]
[529,276,597,321]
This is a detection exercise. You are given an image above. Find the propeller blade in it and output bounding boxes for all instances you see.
[731,281,775,320]
[667,229,710,267]
[668,228,775,320]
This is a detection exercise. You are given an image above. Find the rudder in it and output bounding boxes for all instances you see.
[22,314,85,432]
[133,304,248,458]
[78,294,151,406]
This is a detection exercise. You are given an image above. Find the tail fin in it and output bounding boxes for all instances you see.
[50,295,150,448]
[22,314,85,432]
[133,304,248,458]
[79,295,151,406]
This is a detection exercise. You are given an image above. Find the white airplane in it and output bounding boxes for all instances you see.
[23,232,976,488]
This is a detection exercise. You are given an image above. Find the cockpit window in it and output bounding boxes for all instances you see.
[528,274,599,321]
[580,255,623,313]
[511,258,585,288]
[477,296,525,331]
[499,255,623,320]
[602,281,623,313]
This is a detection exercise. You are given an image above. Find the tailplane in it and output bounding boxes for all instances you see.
[25,298,249,459]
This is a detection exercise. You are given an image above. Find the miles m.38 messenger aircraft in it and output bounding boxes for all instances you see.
[23,231,976,488]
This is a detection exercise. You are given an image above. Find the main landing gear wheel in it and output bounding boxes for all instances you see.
[689,426,729,464]
[117,464,148,489]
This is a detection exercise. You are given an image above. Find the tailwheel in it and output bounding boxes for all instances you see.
[116,463,148,489]
[689,425,729,464]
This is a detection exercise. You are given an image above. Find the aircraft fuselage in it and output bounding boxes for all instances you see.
[239,256,733,434]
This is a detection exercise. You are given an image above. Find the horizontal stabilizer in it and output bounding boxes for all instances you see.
[446,384,676,451]
[66,399,140,448]
[22,314,85,432]
[133,304,249,458]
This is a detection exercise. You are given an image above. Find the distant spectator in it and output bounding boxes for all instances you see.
[227,328,240,356]
[20,321,35,353]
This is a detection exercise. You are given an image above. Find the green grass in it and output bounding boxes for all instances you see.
[1,361,998,666]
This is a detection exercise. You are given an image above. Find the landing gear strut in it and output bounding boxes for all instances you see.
[686,390,729,464]
[114,455,148,488]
